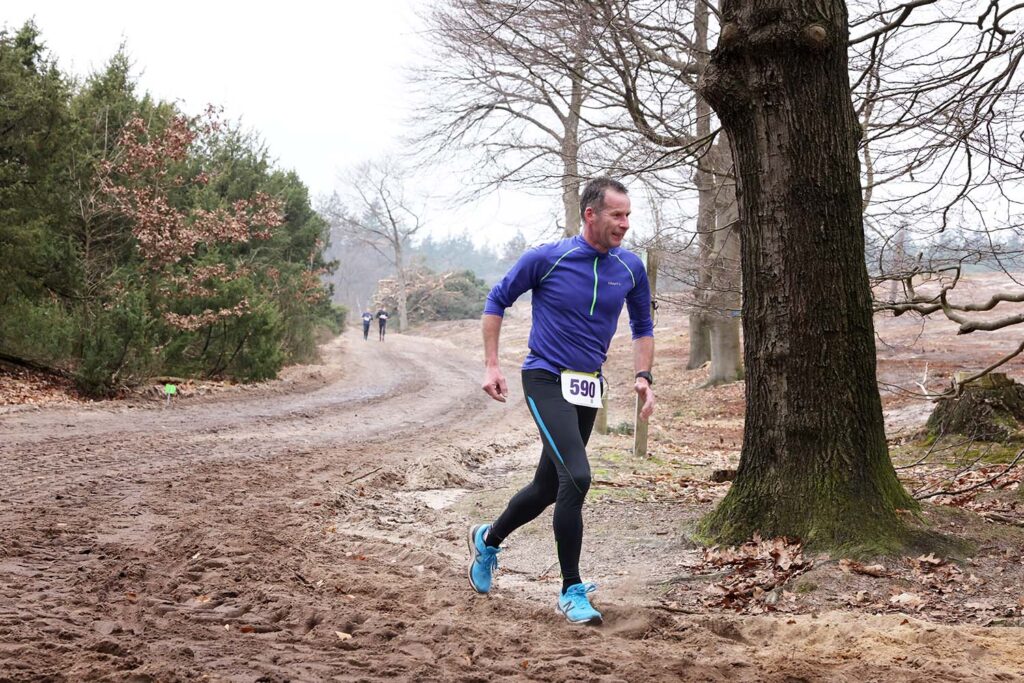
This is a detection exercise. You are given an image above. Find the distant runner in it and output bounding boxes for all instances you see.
[376,308,390,341]
[468,177,655,626]
[361,310,373,341]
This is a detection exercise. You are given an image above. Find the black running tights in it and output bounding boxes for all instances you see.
[488,369,596,587]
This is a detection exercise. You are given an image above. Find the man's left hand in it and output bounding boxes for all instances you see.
[634,378,655,421]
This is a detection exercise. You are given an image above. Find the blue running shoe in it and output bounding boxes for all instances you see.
[467,524,500,593]
[557,582,602,625]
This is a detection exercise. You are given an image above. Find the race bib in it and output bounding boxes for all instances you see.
[561,370,602,409]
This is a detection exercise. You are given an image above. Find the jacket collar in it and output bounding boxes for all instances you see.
[573,234,618,258]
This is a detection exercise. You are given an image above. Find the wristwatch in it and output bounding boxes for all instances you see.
[635,371,654,386]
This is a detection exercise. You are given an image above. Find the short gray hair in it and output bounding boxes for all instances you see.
[580,177,628,220]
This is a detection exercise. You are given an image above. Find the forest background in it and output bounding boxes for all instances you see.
[0,23,510,397]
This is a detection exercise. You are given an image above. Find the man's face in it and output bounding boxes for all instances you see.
[584,190,631,252]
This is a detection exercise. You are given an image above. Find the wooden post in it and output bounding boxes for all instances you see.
[595,395,609,434]
[634,248,659,458]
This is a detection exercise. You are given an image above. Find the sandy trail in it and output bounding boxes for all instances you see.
[2,328,1024,682]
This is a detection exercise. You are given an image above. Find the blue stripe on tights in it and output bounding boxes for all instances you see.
[526,395,582,494]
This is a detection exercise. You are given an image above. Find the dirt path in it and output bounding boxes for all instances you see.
[3,328,1024,681]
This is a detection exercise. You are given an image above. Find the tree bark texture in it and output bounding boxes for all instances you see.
[698,0,916,551]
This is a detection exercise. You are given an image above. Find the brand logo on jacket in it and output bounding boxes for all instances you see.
[607,281,622,286]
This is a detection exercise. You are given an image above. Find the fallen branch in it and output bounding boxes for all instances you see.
[980,511,1024,527]
[915,448,1024,500]
[912,440,986,497]
[895,428,962,471]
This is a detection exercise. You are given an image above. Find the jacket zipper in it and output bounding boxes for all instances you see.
[589,257,599,316]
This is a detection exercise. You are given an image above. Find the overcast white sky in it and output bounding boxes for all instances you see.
[4,0,560,248]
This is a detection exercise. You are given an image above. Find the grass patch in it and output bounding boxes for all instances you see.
[588,485,649,503]
[600,450,627,463]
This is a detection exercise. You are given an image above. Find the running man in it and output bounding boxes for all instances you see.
[469,177,655,625]
[376,308,389,341]
[361,310,373,341]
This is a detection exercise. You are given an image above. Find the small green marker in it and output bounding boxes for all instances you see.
[164,383,177,396]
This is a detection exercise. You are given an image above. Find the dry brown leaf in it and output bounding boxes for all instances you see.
[700,536,810,612]
[839,559,887,577]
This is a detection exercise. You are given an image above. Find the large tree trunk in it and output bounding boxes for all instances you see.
[698,0,916,551]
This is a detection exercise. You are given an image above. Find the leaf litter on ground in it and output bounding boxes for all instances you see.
[669,534,812,614]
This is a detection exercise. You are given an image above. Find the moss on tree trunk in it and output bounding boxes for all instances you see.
[697,0,917,553]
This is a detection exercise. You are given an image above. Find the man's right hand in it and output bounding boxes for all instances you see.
[482,366,508,403]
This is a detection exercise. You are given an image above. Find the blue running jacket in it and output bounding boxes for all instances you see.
[484,235,654,375]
